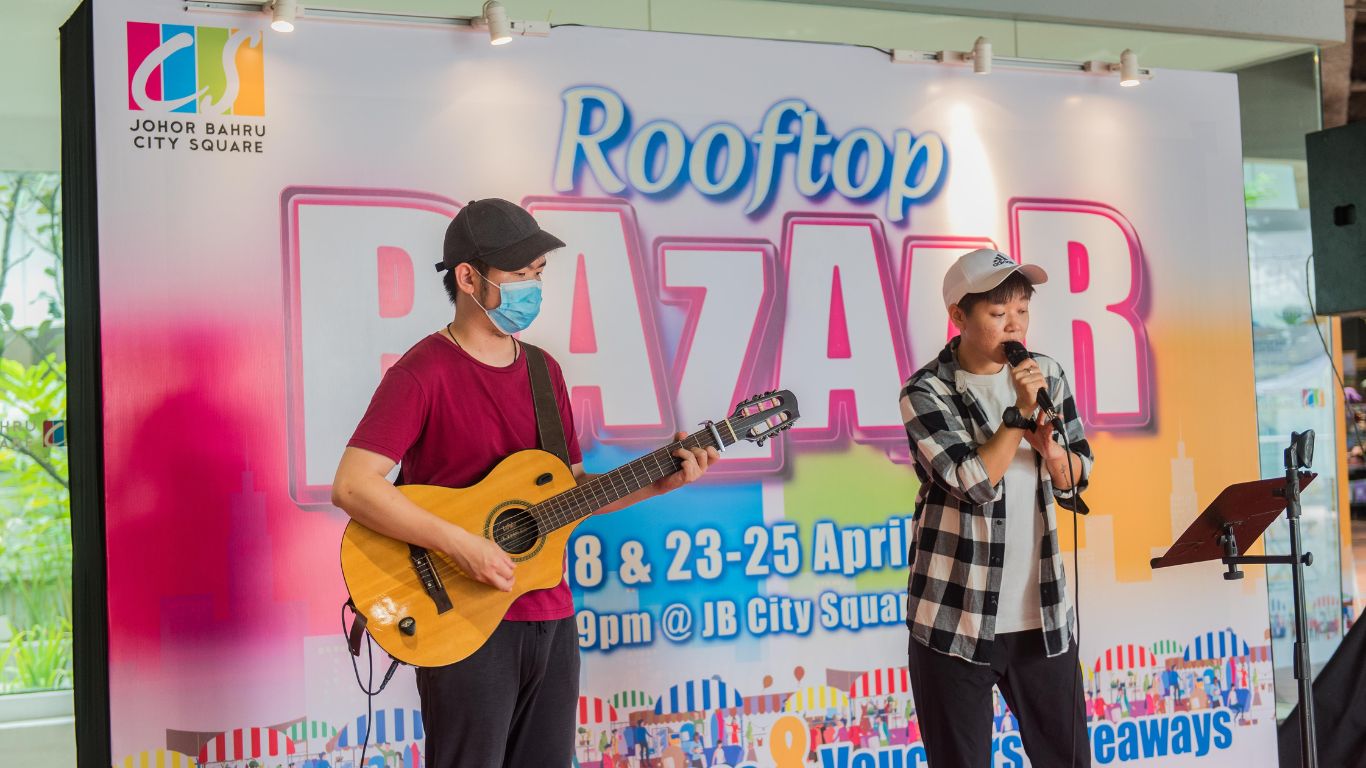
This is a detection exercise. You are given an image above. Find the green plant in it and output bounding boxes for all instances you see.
[0,173,63,363]
[0,171,70,692]
[0,619,72,692]
[1244,169,1278,209]
[0,355,70,625]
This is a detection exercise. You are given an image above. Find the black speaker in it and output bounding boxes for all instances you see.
[1306,122,1366,317]
[1305,124,1366,315]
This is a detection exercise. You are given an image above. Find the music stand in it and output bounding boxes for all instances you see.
[1151,431,1319,768]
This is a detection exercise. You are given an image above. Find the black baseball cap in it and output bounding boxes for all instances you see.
[436,198,566,273]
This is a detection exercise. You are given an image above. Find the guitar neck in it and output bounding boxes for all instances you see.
[531,418,740,533]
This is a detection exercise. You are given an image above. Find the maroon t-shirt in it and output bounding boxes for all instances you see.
[346,333,582,620]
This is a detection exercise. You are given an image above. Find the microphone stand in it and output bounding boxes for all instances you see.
[1278,436,1319,768]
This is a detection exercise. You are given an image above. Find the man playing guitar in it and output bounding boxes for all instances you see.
[332,198,718,768]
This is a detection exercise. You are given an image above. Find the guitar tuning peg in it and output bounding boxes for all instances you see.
[756,438,766,447]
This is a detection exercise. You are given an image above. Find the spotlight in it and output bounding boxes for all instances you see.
[482,0,512,45]
[270,0,297,32]
[971,36,991,75]
[1119,48,1139,87]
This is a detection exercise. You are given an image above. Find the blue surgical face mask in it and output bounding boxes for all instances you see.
[480,273,543,334]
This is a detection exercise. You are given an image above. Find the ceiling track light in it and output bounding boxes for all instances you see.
[970,36,991,75]
[890,41,1152,86]
[481,0,512,45]
[1083,49,1149,86]
[467,2,550,45]
[1118,48,1140,86]
[185,1,553,40]
[270,0,296,32]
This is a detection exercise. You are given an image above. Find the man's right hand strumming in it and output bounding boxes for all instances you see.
[445,526,516,592]
[333,445,518,592]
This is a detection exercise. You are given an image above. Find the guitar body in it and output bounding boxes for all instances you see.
[340,449,581,667]
[338,388,800,668]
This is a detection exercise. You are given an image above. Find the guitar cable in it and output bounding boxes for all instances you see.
[343,600,402,767]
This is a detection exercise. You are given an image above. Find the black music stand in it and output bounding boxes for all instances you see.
[1151,431,1319,768]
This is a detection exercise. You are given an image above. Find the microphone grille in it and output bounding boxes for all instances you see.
[1003,341,1030,366]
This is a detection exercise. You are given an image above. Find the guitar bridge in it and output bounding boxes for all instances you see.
[408,545,454,614]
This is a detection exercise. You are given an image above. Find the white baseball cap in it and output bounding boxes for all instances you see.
[942,248,1048,311]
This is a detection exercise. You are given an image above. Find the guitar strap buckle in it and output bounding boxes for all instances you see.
[344,599,368,657]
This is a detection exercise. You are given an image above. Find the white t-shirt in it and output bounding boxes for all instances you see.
[958,365,1043,633]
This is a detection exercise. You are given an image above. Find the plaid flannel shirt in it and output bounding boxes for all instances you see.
[899,338,1093,664]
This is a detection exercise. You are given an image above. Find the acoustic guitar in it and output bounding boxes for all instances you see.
[340,390,800,667]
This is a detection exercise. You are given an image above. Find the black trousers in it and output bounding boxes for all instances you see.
[907,630,1091,767]
[416,618,580,768]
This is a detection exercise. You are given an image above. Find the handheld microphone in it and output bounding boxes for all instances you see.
[1002,341,1064,433]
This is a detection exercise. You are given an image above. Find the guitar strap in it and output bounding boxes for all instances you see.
[521,342,572,467]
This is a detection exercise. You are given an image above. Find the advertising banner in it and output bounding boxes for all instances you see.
[96,2,1270,765]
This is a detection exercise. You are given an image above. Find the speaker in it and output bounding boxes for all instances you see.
[1306,122,1366,317]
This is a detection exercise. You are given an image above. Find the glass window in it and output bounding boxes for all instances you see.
[0,171,69,694]
[1240,51,1348,721]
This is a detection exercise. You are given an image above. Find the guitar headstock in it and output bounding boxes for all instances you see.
[729,390,800,447]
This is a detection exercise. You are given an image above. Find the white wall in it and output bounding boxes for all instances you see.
[0,0,1323,171]
[775,0,1346,45]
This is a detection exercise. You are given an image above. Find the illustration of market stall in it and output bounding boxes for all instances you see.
[1174,629,1256,717]
[1144,638,1187,709]
[1092,644,1164,719]
[326,707,424,768]
[285,718,338,756]
[197,726,298,767]
[784,684,857,754]
[628,678,746,767]
[847,667,914,747]
[609,689,658,760]
[574,695,626,767]
[115,749,199,768]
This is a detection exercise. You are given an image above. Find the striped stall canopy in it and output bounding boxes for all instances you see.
[654,679,744,715]
[849,667,910,699]
[115,749,199,768]
[1314,595,1338,609]
[1248,645,1272,663]
[743,693,788,715]
[610,690,655,711]
[199,728,296,763]
[1094,644,1159,673]
[1149,639,1184,660]
[783,685,851,714]
[578,696,621,726]
[1184,629,1250,662]
[332,708,425,749]
[286,719,337,749]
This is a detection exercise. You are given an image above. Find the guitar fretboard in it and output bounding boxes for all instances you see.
[530,419,739,533]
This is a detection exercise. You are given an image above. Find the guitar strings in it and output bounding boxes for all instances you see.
[419,408,789,578]
[497,408,790,552]
[491,427,729,554]
[491,433,707,554]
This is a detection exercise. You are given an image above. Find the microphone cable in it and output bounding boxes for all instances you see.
[1045,370,1086,768]
[1014,343,1087,766]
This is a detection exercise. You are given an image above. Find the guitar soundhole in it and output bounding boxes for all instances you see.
[491,508,541,555]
